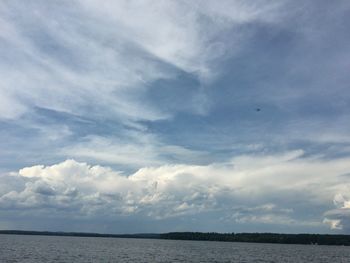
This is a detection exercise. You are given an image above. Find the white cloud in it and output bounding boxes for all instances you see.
[78,0,287,81]
[1,151,350,230]
[1,1,171,121]
[2,1,350,233]
[0,0,284,121]
[323,218,342,230]
[323,194,350,231]
[61,133,209,168]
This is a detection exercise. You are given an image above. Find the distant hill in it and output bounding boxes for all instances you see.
[1,230,350,246]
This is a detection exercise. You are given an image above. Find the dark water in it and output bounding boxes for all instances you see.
[1,234,350,262]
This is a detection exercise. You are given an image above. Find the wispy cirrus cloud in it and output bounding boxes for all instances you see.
[0,0,282,121]
[0,0,290,172]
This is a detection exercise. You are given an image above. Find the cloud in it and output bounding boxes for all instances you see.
[78,0,285,76]
[323,218,343,230]
[61,133,209,168]
[323,194,350,231]
[0,0,286,121]
[1,0,350,233]
[0,0,294,172]
[1,151,350,232]
[0,1,170,121]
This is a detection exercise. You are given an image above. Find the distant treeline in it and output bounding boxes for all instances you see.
[160,232,350,246]
[0,230,158,239]
[1,230,350,246]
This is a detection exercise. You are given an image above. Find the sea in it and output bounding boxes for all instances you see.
[0,234,349,262]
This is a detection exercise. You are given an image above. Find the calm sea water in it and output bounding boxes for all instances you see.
[1,234,350,262]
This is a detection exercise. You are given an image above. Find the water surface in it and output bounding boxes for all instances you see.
[1,234,350,262]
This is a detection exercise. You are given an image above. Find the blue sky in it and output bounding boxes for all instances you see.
[1,0,350,234]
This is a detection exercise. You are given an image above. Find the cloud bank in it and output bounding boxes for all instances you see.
[1,151,350,232]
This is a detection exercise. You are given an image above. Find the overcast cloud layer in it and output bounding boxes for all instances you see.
[1,0,350,233]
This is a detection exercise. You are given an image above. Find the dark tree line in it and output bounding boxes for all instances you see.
[0,230,158,239]
[160,232,350,246]
[2,230,350,246]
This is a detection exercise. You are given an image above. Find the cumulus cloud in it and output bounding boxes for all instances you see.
[1,151,350,231]
[323,218,343,230]
[323,194,350,231]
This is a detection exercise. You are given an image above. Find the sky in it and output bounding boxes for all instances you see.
[1,0,350,234]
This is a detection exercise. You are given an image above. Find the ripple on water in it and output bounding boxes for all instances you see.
[1,235,350,263]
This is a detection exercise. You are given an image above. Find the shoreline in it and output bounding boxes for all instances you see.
[1,230,349,246]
